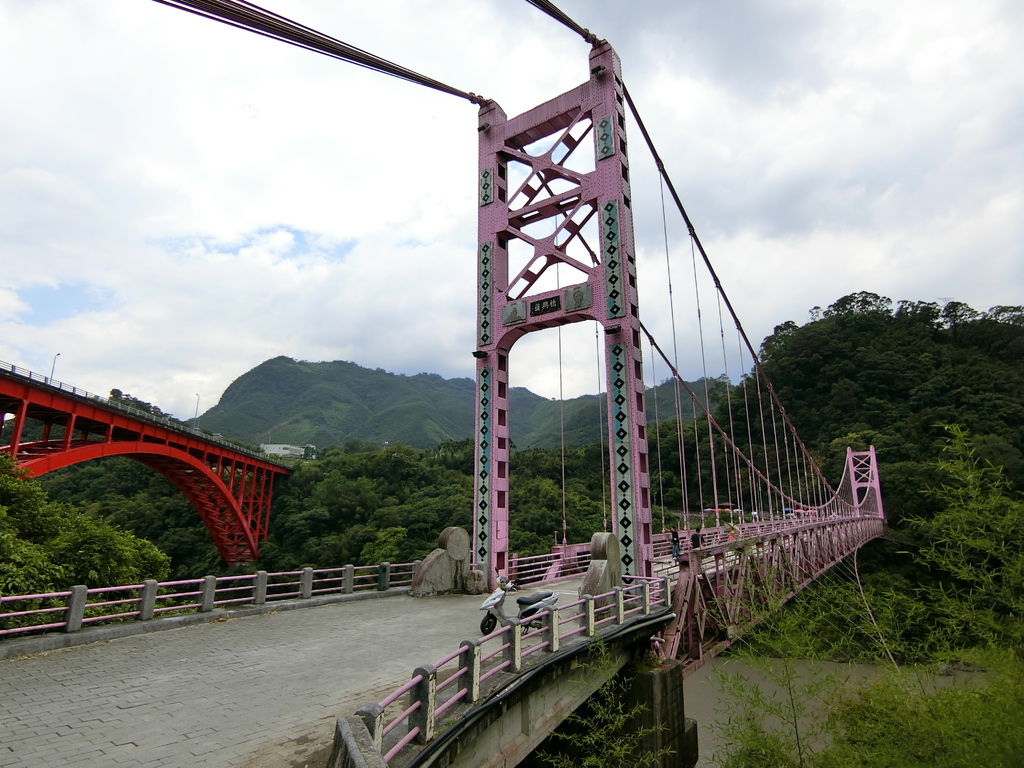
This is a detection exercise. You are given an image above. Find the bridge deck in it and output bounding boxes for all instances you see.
[0,584,583,768]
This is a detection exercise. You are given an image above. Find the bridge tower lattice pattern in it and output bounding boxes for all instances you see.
[473,42,653,586]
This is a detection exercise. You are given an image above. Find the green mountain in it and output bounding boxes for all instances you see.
[197,356,723,450]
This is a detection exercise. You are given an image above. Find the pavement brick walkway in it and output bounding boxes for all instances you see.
[1,588,565,768]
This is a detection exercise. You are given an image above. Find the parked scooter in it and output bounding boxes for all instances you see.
[479,577,558,635]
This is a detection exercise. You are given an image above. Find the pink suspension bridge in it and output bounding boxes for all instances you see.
[2,3,888,767]
[7,0,888,690]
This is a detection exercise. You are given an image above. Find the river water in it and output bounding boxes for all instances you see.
[683,656,894,767]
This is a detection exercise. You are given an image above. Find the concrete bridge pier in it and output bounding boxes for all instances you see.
[624,658,699,768]
[519,656,697,768]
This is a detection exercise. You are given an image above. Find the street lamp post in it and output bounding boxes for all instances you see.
[193,393,201,430]
[49,352,61,383]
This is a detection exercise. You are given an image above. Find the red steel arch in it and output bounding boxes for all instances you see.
[0,364,290,564]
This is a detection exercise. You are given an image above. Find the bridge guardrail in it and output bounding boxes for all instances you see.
[0,358,285,467]
[0,517,846,639]
[0,561,419,639]
[508,545,591,585]
[358,575,671,765]
[0,512,864,642]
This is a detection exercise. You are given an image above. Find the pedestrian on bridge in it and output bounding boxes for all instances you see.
[670,527,681,558]
[690,527,702,550]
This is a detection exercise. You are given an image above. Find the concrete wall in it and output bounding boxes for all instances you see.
[328,718,387,768]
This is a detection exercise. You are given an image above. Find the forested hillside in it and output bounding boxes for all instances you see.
[7,293,1020,589]
[7,294,1021,768]
[757,293,1023,525]
[705,294,1024,768]
[196,355,723,450]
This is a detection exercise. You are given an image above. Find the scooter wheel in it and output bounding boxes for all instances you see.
[480,613,497,635]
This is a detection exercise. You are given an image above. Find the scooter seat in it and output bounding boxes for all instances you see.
[516,591,553,606]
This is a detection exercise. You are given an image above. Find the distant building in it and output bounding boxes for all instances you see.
[260,443,305,458]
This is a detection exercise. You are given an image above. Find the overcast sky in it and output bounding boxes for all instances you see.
[2,0,1020,422]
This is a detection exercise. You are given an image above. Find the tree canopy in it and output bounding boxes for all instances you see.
[10,291,1021,596]
[0,453,169,595]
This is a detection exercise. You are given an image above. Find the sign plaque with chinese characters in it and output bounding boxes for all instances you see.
[529,296,561,316]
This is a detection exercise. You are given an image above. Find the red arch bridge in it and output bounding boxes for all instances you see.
[0,361,290,564]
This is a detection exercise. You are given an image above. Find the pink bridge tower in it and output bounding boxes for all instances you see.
[472,42,653,587]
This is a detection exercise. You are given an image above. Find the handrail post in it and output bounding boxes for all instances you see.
[65,585,87,633]
[254,570,268,605]
[642,580,651,614]
[410,665,437,744]
[506,620,523,673]
[354,702,384,754]
[545,607,561,653]
[200,575,217,612]
[300,567,313,599]
[378,562,391,591]
[139,579,158,621]
[615,587,626,624]
[459,639,481,703]
[343,564,355,594]
[661,576,672,606]
[583,594,596,637]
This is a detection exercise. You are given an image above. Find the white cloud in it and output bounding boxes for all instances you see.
[1,0,1020,420]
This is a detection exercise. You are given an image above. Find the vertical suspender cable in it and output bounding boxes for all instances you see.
[622,84,837,501]
[716,292,739,514]
[691,235,720,510]
[659,176,690,526]
[739,333,758,517]
[649,346,667,533]
[768,391,786,513]
[783,422,795,503]
[556,266,568,545]
[754,368,775,518]
[594,324,608,531]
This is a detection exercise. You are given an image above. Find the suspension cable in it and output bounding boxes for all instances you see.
[152,0,488,104]
[622,83,836,497]
[521,0,599,44]
[640,323,810,509]
[516,0,836,515]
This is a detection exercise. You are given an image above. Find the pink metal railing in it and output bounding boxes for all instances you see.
[362,578,672,765]
[509,544,591,585]
[0,591,73,636]
[151,579,205,614]
[1,513,850,642]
